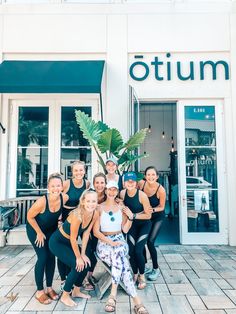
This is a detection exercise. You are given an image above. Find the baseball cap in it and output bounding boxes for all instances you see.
[106,157,118,166]
[123,172,137,182]
[106,180,119,190]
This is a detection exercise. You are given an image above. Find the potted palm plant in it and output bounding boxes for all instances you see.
[75,110,148,177]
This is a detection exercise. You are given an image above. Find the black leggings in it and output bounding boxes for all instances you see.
[26,225,55,291]
[127,220,151,275]
[144,218,163,269]
[49,230,88,293]
[87,232,98,273]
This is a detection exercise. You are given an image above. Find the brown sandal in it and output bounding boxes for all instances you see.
[134,304,149,314]
[105,295,116,312]
[35,293,52,304]
[137,277,147,290]
[47,289,59,300]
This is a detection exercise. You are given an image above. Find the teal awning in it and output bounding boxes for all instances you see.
[0,60,105,93]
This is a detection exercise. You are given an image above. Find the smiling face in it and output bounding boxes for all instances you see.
[124,179,137,191]
[106,187,119,200]
[94,176,106,193]
[48,178,63,196]
[105,161,117,175]
[145,168,158,184]
[82,192,98,213]
[72,164,85,180]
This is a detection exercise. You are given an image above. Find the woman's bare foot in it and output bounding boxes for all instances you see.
[72,289,91,299]
[60,292,77,307]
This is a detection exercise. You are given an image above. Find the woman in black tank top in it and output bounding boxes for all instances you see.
[120,172,152,290]
[49,190,98,307]
[138,166,166,281]
[58,160,90,287]
[26,173,68,305]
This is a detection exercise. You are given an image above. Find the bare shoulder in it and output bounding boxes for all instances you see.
[119,189,126,200]
[158,184,166,195]
[63,179,70,192]
[138,180,145,190]
[139,190,148,201]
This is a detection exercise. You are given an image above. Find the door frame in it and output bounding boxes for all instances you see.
[177,99,228,245]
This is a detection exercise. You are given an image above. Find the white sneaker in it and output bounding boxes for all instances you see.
[144,267,152,274]
[147,268,161,281]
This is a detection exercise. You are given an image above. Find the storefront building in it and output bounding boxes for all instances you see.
[0,0,235,246]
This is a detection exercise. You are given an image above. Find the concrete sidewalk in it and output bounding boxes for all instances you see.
[1,245,236,314]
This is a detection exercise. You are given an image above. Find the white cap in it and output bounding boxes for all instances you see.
[106,180,119,190]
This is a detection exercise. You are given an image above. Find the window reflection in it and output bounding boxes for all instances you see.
[61,107,92,181]
[17,107,48,196]
[185,106,219,233]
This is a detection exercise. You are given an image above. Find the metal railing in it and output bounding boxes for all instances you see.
[0,196,39,225]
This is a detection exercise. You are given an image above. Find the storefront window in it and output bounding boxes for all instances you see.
[17,107,48,196]
[61,106,92,180]
[185,106,219,233]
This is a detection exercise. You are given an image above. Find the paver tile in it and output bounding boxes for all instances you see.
[154,283,170,296]
[224,290,236,305]
[190,279,224,296]
[159,295,194,314]
[187,295,206,310]
[214,279,234,290]
[201,295,235,309]
[161,269,189,284]
[167,283,197,295]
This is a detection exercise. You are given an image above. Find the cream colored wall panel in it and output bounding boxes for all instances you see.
[128,14,230,52]
[3,14,107,52]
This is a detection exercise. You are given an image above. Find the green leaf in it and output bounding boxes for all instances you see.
[123,128,148,152]
[75,110,102,144]
[97,128,124,155]
[97,121,110,133]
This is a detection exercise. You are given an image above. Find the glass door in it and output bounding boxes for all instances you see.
[8,99,98,198]
[129,85,140,171]
[178,100,227,244]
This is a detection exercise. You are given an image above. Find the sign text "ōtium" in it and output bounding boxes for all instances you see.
[129,54,230,81]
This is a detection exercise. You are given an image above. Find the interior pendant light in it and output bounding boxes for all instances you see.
[162,104,165,139]
[171,104,174,152]
[148,104,151,133]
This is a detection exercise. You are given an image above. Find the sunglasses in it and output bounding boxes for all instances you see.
[108,211,115,222]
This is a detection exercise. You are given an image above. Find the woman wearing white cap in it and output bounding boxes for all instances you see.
[105,157,123,191]
[93,180,149,314]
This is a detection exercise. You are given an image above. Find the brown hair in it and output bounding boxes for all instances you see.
[47,172,63,185]
[93,172,107,185]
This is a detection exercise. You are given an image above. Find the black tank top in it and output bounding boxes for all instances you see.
[31,194,63,233]
[142,182,164,220]
[124,189,144,214]
[118,175,123,191]
[64,179,86,207]
[62,210,95,239]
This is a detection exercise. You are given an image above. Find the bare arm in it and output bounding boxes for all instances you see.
[154,186,166,212]
[121,208,133,234]
[27,197,47,247]
[135,191,151,220]
[63,180,70,194]
[70,214,82,259]
[81,211,98,256]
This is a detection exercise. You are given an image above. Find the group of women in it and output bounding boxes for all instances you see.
[26,158,166,314]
